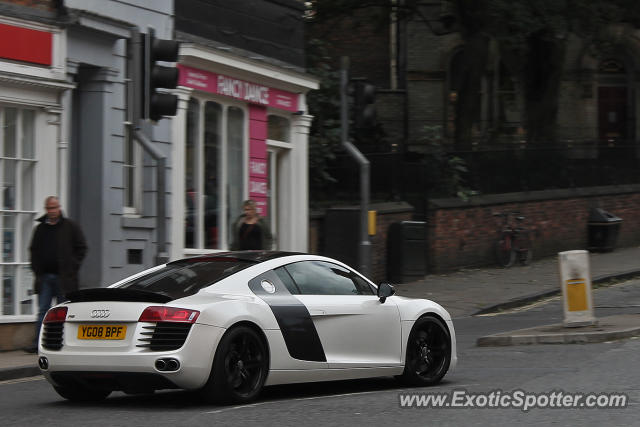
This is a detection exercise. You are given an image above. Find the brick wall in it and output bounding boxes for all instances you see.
[369,203,414,282]
[0,322,33,351]
[427,185,640,272]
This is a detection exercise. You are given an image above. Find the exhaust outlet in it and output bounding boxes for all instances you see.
[155,358,180,371]
[155,359,167,371]
[165,358,180,371]
[38,356,49,370]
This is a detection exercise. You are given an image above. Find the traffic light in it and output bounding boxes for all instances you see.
[354,81,376,129]
[143,28,180,121]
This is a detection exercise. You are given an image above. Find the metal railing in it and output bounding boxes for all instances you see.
[313,142,640,213]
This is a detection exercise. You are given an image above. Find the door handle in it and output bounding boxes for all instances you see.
[309,309,326,316]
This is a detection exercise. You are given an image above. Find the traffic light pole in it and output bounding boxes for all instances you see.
[130,124,169,265]
[340,57,371,278]
[128,26,170,265]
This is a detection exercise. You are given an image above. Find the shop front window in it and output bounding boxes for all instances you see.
[227,107,244,244]
[185,98,246,250]
[1,106,37,317]
[204,102,222,248]
[268,115,290,142]
[266,114,292,248]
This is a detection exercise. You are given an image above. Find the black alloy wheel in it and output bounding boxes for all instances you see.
[397,316,451,386]
[201,325,269,404]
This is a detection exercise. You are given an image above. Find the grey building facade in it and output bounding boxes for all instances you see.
[0,0,175,345]
[0,0,317,349]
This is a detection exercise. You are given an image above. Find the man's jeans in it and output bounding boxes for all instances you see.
[33,274,65,347]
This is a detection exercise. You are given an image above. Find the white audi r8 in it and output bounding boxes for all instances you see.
[38,252,457,404]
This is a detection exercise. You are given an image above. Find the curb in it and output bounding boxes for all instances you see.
[0,365,41,382]
[477,315,640,347]
[473,289,560,316]
[472,269,640,316]
[477,326,640,347]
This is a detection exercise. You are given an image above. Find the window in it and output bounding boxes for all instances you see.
[123,125,141,212]
[203,101,221,248]
[185,98,246,250]
[274,266,300,294]
[266,114,292,244]
[227,107,244,244]
[282,261,374,295]
[117,259,254,300]
[267,115,290,142]
[1,106,37,317]
[185,98,199,248]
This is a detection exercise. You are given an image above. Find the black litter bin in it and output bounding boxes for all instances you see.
[588,208,622,252]
[387,221,426,283]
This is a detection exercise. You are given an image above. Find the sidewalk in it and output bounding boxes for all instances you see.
[2,245,640,381]
[394,245,640,318]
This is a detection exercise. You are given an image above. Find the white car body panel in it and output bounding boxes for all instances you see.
[43,323,225,389]
[39,252,457,397]
[294,295,402,368]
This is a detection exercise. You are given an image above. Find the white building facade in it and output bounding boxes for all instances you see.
[171,45,317,258]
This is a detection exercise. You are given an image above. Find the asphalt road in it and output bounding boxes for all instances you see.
[3,279,640,426]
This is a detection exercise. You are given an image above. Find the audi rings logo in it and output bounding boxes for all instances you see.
[90,309,111,318]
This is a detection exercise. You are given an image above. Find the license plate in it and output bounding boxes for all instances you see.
[77,324,127,340]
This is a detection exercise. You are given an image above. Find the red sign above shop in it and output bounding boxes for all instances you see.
[0,23,52,66]
[178,64,299,112]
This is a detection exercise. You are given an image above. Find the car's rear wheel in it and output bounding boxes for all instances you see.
[200,325,269,404]
[397,316,451,386]
[53,385,112,402]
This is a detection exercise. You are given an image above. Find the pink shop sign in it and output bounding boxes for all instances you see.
[178,64,299,112]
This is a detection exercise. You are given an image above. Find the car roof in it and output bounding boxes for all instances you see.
[168,251,305,265]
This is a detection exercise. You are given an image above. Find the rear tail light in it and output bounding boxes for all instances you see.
[138,306,199,323]
[43,306,68,323]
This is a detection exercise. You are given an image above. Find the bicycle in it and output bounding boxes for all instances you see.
[493,211,532,267]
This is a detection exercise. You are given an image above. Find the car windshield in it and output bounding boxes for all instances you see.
[115,259,253,300]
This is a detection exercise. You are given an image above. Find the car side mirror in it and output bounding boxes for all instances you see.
[377,282,395,303]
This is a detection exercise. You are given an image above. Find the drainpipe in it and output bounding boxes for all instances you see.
[131,126,168,265]
[340,57,371,278]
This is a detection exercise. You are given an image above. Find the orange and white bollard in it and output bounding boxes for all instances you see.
[558,250,597,327]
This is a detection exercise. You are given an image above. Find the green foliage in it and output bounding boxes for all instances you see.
[418,126,476,200]
[306,0,640,147]
[305,39,342,190]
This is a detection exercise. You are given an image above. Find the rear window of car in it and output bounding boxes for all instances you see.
[115,260,253,300]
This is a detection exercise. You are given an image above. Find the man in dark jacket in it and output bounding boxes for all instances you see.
[25,196,87,353]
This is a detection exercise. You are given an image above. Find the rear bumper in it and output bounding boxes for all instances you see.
[40,323,225,390]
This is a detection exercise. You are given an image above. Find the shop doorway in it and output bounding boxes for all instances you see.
[266,147,287,250]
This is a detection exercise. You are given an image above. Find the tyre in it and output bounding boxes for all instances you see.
[396,316,451,387]
[53,385,111,402]
[495,236,515,268]
[200,325,269,404]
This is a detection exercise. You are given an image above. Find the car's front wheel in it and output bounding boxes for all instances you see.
[200,325,269,404]
[53,385,111,402]
[397,315,451,386]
